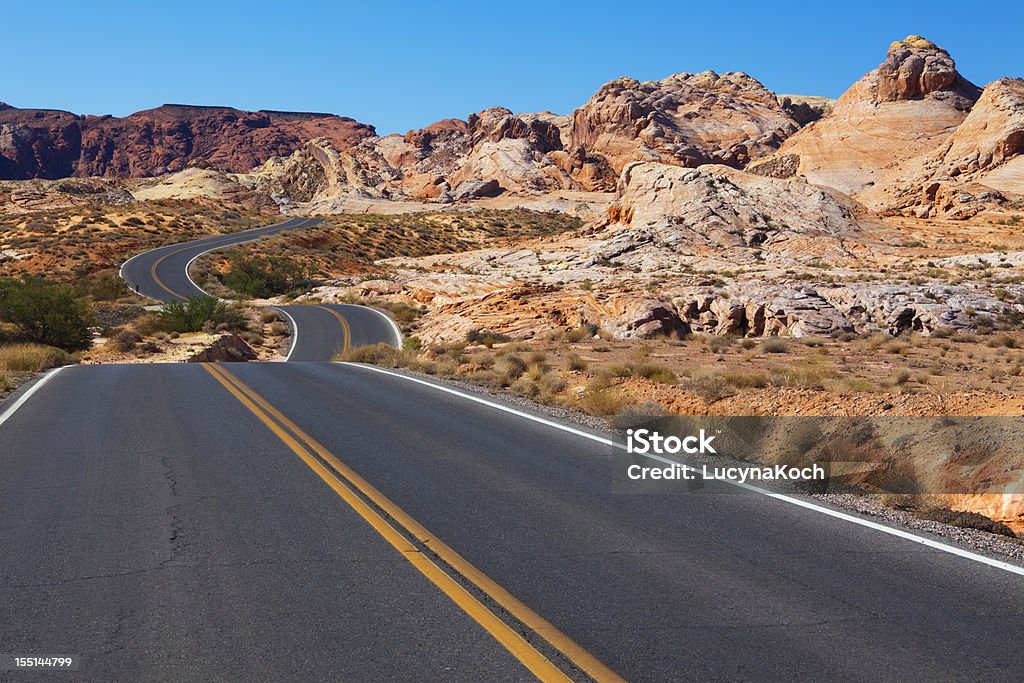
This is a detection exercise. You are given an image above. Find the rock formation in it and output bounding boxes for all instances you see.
[571,71,799,174]
[0,103,375,180]
[925,77,1024,196]
[598,162,863,269]
[749,36,982,209]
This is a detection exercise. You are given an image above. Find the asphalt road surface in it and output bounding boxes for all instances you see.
[118,216,401,358]
[3,362,1023,681]
[275,304,402,361]
[119,217,322,302]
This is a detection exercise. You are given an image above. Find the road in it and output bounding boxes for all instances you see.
[119,216,401,358]
[2,362,1023,681]
[119,217,323,303]
[274,304,402,361]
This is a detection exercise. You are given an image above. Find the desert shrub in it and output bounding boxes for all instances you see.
[0,277,93,351]
[268,322,290,336]
[578,376,628,416]
[769,361,837,389]
[566,352,588,371]
[987,335,1018,349]
[82,269,129,301]
[260,308,282,324]
[720,371,770,389]
[685,373,737,404]
[156,296,243,333]
[337,343,412,367]
[109,329,142,352]
[0,343,72,372]
[492,354,527,385]
[564,324,598,342]
[633,363,677,384]
[466,329,511,347]
[221,253,310,298]
[761,338,789,353]
[373,301,423,327]
[599,364,633,378]
[706,335,733,353]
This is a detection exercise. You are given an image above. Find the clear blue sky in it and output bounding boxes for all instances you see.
[3,1,1021,134]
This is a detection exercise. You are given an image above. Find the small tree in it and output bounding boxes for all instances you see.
[222,253,308,298]
[0,277,94,351]
[157,296,243,333]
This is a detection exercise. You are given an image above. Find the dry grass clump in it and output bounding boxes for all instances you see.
[760,338,789,354]
[107,329,142,352]
[566,352,588,371]
[576,376,628,416]
[0,344,71,372]
[0,343,72,392]
[684,372,737,405]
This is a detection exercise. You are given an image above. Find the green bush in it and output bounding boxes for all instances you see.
[221,253,309,298]
[157,297,244,333]
[0,277,93,351]
[82,270,129,301]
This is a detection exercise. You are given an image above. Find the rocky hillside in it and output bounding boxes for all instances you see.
[0,104,375,179]
[571,71,798,173]
[749,36,1023,219]
[2,66,809,199]
[4,35,1021,217]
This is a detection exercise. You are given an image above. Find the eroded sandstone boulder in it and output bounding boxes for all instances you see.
[571,71,799,174]
[748,36,981,208]
[597,162,862,269]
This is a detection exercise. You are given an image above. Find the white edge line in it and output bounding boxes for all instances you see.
[0,366,67,430]
[183,217,311,300]
[340,362,1024,578]
[274,306,300,362]
[118,216,314,301]
[359,305,403,348]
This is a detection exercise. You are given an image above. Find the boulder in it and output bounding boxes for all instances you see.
[451,178,501,200]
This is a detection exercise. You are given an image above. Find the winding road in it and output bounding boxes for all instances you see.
[118,215,400,359]
[0,217,1022,680]
[119,217,322,303]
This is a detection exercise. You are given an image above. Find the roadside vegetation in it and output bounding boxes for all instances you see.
[191,209,585,290]
[220,253,313,299]
[0,277,94,350]
[0,198,273,284]
[149,297,245,334]
[0,343,72,395]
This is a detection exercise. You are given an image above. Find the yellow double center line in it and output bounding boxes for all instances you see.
[315,305,352,354]
[202,363,622,682]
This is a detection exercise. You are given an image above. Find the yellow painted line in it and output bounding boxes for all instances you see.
[315,305,352,354]
[206,363,624,683]
[201,364,574,682]
[146,218,313,300]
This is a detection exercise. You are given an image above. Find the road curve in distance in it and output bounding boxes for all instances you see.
[275,304,402,361]
[120,216,322,302]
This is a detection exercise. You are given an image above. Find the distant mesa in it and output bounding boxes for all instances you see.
[0,102,375,179]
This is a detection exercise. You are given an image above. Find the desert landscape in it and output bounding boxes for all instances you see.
[3,35,1023,533]
[7,6,1024,676]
